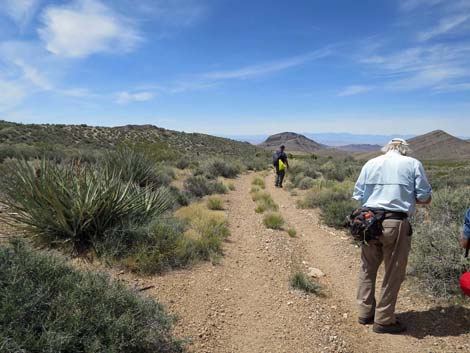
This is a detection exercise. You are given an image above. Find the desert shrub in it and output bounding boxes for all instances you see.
[263,212,284,230]
[252,192,278,213]
[290,272,323,295]
[250,186,261,193]
[298,177,316,190]
[153,164,176,186]
[244,157,268,171]
[319,199,358,228]
[1,159,172,254]
[287,228,297,237]
[207,196,224,210]
[168,186,190,207]
[204,159,242,179]
[298,188,350,209]
[0,239,182,353]
[176,157,190,170]
[184,175,227,198]
[175,204,230,261]
[410,187,470,298]
[251,176,266,189]
[227,181,236,191]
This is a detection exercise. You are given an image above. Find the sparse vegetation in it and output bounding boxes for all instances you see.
[207,195,224,210]
[290,272,323,295]
[410,186,470,298]
[227,181,236,191]
[0,239,183,353]
[251,176,266,189]
[287,228,297,237]
[298,176,316,190]
[184,175,228,198]
[203,159,242,179]
[263,212,285,230]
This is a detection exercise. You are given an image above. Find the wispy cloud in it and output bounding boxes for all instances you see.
[38,0,142,58]
[338,85,373,96]
[140,0,209,27]
[116,91,155,104]
[2,0,40,29]
[200,49,331,81]
[418,14,470,41]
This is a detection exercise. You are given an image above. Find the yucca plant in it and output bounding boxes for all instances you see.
[103,147,160,187]
[1,159,173,253]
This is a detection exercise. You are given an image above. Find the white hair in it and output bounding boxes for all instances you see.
[381,138,411,155]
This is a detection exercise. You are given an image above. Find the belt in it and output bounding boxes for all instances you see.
[384,212,408,220]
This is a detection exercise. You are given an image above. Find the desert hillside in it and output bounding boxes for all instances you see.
[259,132,325,153]
[358,130,470,161]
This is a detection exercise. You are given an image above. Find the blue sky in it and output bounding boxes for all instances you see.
[0,0,469,136]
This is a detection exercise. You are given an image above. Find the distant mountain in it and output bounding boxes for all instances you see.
[335,144,382,152]
[258,132,325,153]
[358,130,470,161]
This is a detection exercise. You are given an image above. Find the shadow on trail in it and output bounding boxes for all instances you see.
[398,306,470,338]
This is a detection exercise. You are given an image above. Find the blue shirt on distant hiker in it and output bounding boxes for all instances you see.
[353,140,432,215]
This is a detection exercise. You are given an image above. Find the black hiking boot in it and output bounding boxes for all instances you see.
[373,321,406,334]
[358,316,374,325]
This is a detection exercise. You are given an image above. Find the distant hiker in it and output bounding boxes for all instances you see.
[461,208,470,250]
[273,145,289,187]
[352,138,432,334]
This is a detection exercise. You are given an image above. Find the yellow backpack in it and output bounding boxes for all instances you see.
[278,159,286,171]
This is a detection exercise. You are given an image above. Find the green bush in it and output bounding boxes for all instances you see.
[184,175,228,198]
[290,272,323,295]
[207,196,224,210]
[287,228,297,237]
[1,159,172,254]
[319,199,358,228]
[410,187,470,298]
[204,159,242,179]
[263,212,284,230]
[298,188,350,209]
[298,177,316,190]
[0,239,182,353]
[253,192,278,213]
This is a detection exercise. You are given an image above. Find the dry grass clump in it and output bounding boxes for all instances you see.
[207,196,224,210]
[251,176,266,189]
[263,212,284,230]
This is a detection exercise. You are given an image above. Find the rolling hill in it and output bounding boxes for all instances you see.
[358,130,470,161]
[258,132,325,153]
[0,120,267,161]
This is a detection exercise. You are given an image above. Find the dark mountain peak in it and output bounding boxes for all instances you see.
[259,132,324,153]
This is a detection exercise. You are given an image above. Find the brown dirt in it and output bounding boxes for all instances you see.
[3,172,470,352]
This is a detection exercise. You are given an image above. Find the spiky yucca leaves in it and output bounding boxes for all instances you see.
[1,159,173,253]
[103,147,159,187]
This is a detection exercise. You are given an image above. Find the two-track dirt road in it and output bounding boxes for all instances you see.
[98,172,470,352]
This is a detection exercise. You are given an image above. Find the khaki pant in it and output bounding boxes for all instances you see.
[357,219,412,325]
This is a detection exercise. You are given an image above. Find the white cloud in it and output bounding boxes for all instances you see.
[418,15,469,41]
[116,91,155,104]
[399,0,445,12]
[38,0,142,58]
[13,59,53,90]
[0,79,27,111]
[2,0,39,28]
[201,49,331,81]
[338,85,373,96]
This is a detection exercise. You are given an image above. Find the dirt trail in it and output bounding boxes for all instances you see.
[109,172,470,352]
[266,173,470,353]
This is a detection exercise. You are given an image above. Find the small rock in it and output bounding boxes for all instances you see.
[308,267,325,278]
[343,313,348,319]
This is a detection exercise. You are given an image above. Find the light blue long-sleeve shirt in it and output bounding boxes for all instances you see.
[463,209,470,240]
[353,150,432,215]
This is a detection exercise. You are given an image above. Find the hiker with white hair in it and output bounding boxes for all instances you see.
[352,137,432,334]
